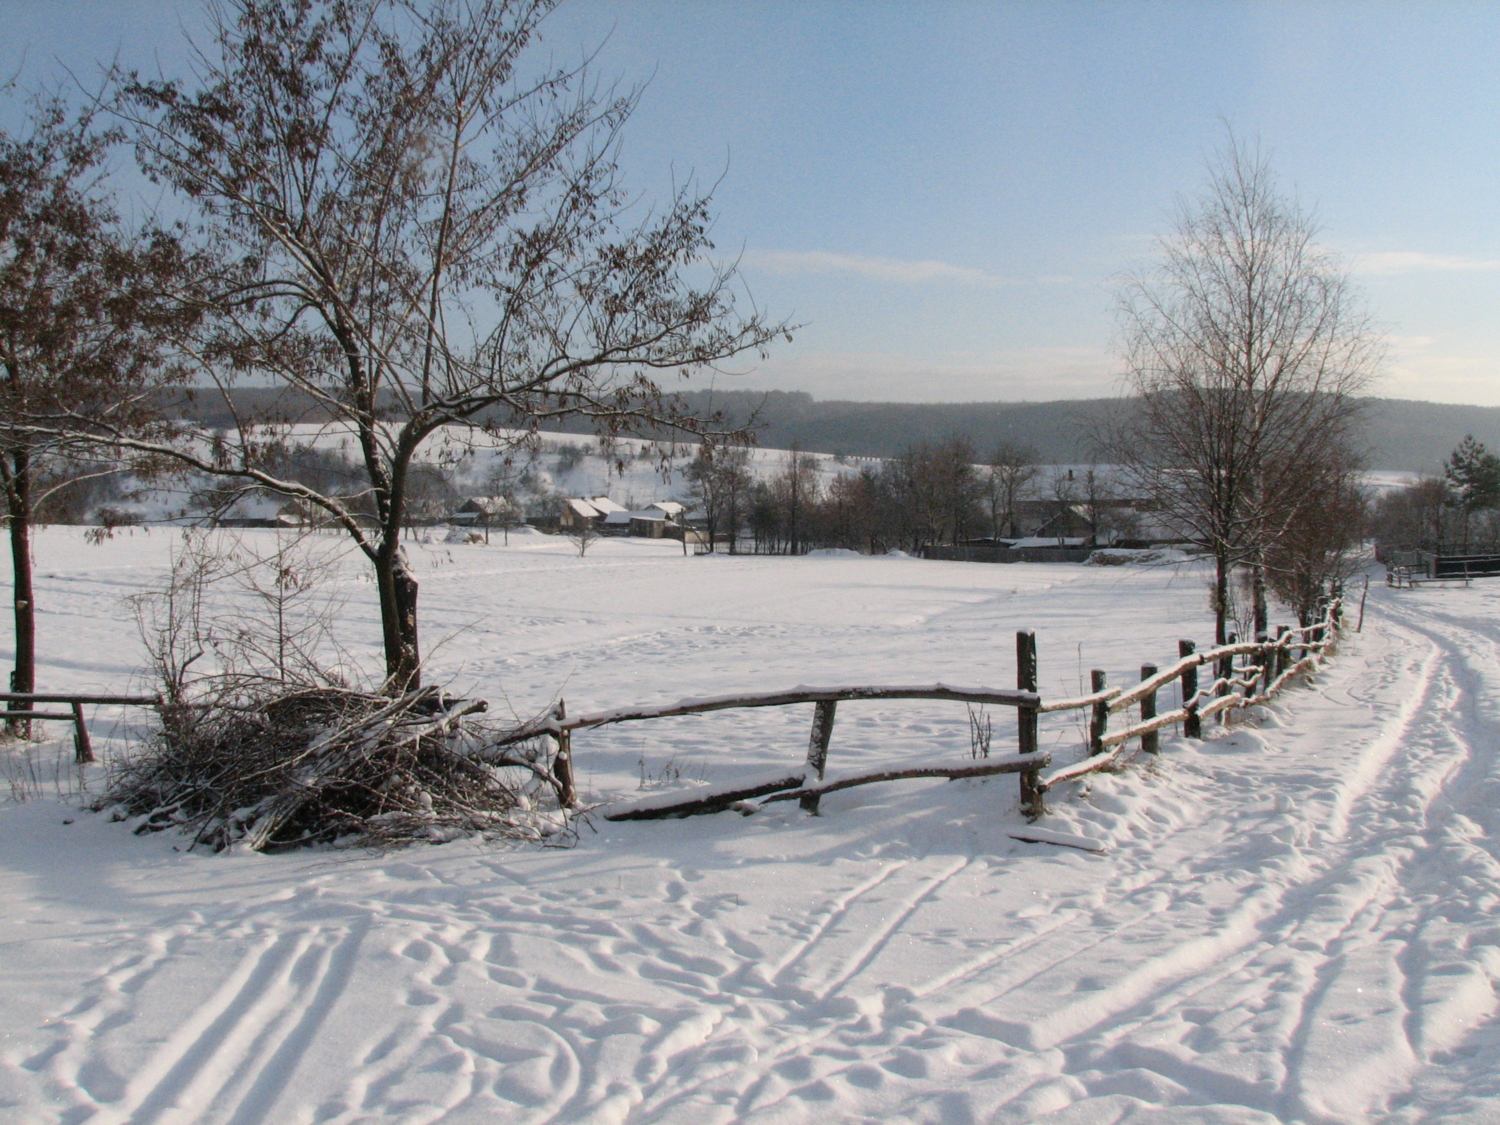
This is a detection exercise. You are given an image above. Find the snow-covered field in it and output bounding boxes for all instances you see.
[4,528,1500,1123]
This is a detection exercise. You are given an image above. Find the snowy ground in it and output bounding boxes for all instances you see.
[3,528,1500,1123]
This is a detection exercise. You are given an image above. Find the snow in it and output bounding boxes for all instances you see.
[5,528,1500,1122]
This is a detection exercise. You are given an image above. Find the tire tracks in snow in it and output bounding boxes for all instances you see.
[69,921,366,1125]
[22,580,1500,1125]
[606,856,974,1121]
[574,612,1475,1123]
[1045,591,1500,1123]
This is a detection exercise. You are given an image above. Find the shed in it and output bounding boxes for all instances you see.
[559,498,602,529]
[628,511,669,538]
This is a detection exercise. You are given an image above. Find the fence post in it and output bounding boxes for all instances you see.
[1255,632,1272,698]
[1180,639,1201,739]
[71,702,94,764]
[1274,624,1290,681]
[800,700,838,814]
[552,699,576,808]
[1089,669,1108,755]
[1139,663,1159,754]
[1016,630,1042,817]
[6,671,30,740]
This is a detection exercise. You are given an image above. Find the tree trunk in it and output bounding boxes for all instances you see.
[6,450,35,735]
[1251,559,1268,638]
[1213,552,1230,646]
[376,541,421,690]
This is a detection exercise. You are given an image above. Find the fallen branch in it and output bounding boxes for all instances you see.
[604,771,809,820]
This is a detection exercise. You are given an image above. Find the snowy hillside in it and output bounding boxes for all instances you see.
[3,529,1498,1122]
[82,420,1413,530]
[104,426,869,525]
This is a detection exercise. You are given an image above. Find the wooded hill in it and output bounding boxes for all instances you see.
[163,387,1499,473]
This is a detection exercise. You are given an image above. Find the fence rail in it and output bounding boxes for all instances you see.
[525,599,1344,821]
[1,602,1342,821]
[2,692,162,764]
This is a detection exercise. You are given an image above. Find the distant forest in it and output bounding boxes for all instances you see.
[164,387,1500,473]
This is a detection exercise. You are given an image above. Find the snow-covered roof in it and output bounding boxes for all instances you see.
[601,511,632,525]
[649,501,685,517]
[567,498,601,518]
[589,496,627,514]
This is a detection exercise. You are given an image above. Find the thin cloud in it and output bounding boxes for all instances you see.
[1378,334,1500,406]
[1355,251,1500,276]
[745,249,1028,287]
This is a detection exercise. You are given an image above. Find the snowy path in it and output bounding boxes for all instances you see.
[4,539,1500,1122]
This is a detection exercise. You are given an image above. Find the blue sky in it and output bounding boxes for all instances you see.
[8,1,1500,405]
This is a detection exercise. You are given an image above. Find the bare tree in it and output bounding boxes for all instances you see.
[685,442,752,553]
[1112,133,1381,642]
[0,92,190,732]
[984,443,1038,538]
[565,514,599,556]
[823,467,882,554]
[42,0,787,692]
[932,436,982,546]
[1079,465,1115,546]
[776,444,820,555]
[1370,477,1453,557]
[1046,468,1079,545]
[1264,456,1367,625]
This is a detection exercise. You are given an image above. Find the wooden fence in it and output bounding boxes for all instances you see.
[496,599,1343,821]
[1385,550,1500,585]
[2,692,162,763]
[1,599,1341,822]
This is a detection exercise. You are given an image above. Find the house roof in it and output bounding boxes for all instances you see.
[649,501,685,516]
[566,498,601,518]
[589,496,627,514]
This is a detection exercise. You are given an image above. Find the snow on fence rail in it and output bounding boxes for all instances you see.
[519,598,1344,822]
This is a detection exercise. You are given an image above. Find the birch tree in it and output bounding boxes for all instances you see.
[1113,134,1381,642]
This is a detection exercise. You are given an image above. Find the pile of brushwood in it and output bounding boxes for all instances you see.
[102,684,570,852]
